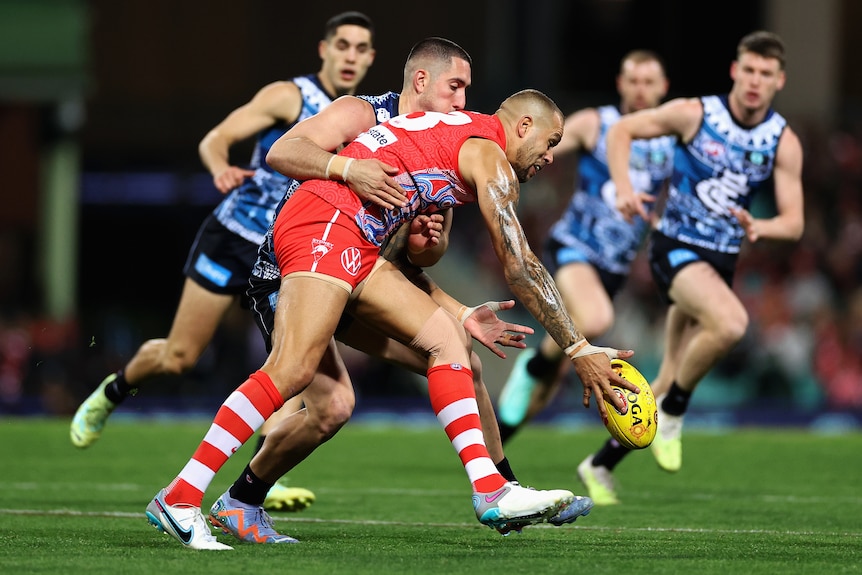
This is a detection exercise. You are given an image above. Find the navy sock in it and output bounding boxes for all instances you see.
[525,349,559,379]
[591,437,631,471]
[498,421,520,445]
[229,464,273,506]
[495,456,518,483]
[104,371,134,404]
[661,381,691,416]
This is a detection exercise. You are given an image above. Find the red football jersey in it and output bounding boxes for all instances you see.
[300,110,506,246]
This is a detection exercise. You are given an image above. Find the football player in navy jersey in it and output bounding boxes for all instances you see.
[595,30,804,493]
[70,11,377,512]
[494,50,673,505]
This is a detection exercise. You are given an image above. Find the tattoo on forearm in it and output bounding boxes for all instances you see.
[485,176,583,349]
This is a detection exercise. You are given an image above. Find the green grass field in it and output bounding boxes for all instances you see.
[1,417,860,574]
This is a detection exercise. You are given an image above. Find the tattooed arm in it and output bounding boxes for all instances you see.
[459,137,635,414]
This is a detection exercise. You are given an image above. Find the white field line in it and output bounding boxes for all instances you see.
[4,482,862,506]
[0,507,860,538]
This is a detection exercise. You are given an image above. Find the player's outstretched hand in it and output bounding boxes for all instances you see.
[568,346,636,420]
[458,300,534,359]
[347,159,408,209]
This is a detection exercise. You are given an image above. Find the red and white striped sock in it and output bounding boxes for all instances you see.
[164,370,283,507]
[428,364,507,493]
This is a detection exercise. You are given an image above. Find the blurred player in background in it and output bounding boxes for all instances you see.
[494,50,673,504]
[585,30,804,502]
[70,10,377,512]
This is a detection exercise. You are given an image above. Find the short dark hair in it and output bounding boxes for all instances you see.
[501,88,563,121]
[324,11,375,44]
[737,30,786,69]
[620,49,666,75]
[405,37,472,70]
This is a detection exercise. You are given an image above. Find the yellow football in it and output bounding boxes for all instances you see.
[601,359,658,450]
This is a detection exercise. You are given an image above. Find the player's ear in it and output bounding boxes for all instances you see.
[517,115,533,138]
[318,40,327,60]
[414,69,429,94]
[775,69,786,91]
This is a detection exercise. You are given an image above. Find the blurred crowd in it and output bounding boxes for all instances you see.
[1,118,862,416]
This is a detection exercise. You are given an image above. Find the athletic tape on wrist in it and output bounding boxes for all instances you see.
[342,158,354,181]
[325,155,336,179]
[456,301,503,324]
[325,155,352,181]
[564,339,619,360]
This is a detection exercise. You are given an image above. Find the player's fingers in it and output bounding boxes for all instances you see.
[594,394,609,421]
[505,322,533,335]
[611,369,640,394]
[486,342,506,360]
[638,192,656,203]
[498,332,526,349]
[380,161,400,176]
[637,203,650,221]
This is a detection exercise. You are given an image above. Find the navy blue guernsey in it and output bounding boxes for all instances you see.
[213,74,334,246]
[549,105,675,274]
[356,91,401,125]
[657,95,786,254]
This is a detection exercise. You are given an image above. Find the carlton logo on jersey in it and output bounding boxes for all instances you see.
[695,170,749,216]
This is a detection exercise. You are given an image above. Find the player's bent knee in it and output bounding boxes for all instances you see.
[720,308,749,348]
[328,384,355,424]
[264,364,320,397]
[584,314,614,340]
[410,307,471,366]
[313,404,352,441]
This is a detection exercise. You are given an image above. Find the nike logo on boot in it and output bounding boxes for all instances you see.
[157,499,194,544]
[484,488,507,504]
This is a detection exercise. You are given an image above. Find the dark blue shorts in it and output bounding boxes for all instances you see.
[647,231,737,305]
[542,236,627,299]
[183,213,260,300]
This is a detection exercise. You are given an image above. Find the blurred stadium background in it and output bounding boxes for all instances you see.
[1,0,861,428]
